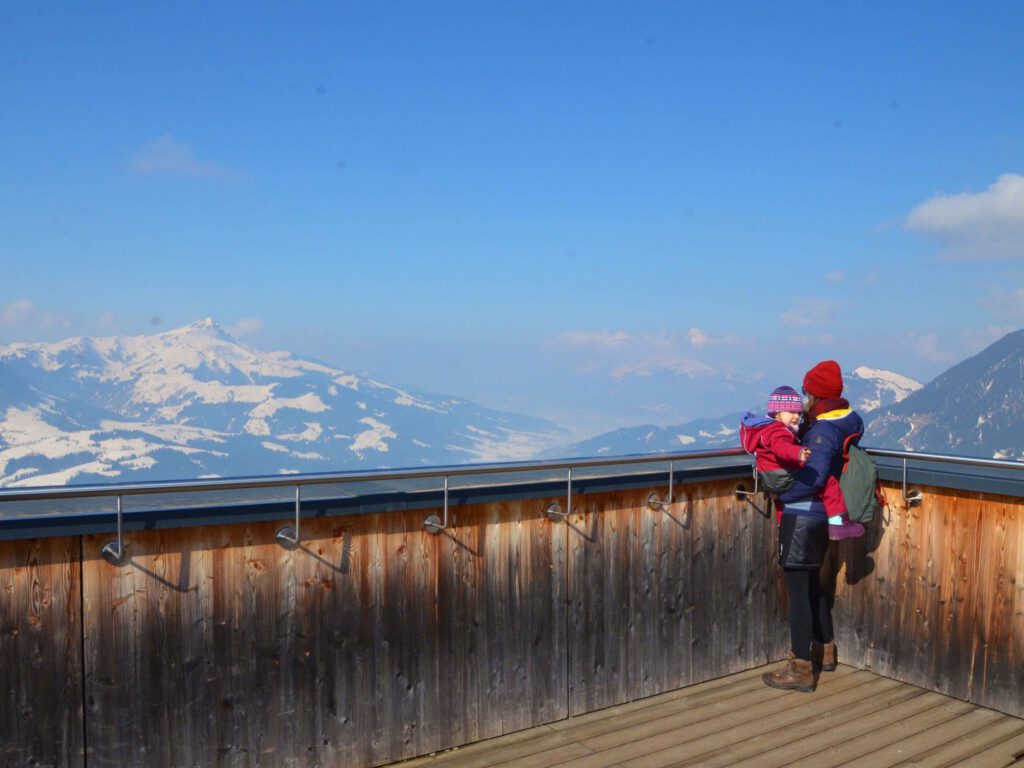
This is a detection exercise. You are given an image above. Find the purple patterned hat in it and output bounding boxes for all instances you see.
[767,385,803,415]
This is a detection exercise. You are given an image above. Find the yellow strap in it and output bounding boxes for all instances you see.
[817,408,852,421]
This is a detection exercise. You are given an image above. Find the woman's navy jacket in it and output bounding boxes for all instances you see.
[778,406,864,520]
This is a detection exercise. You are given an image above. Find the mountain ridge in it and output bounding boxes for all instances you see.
[0,320,563,486]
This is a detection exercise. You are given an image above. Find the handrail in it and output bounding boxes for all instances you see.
[0,446,1021,505]
[0,448,749,503]
[864,448,1024,471]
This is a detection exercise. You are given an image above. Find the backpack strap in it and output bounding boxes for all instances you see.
[841,432,861,470]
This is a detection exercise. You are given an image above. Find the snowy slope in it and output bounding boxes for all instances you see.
[550,366,920,458]
[867,329,1024,460]
[0,320,562,486]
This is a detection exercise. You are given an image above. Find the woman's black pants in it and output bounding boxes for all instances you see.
[783,567,833,661]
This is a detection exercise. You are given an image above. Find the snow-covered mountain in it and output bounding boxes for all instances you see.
[551,366,921,458]
[843,366,922,413]
[0,320,562,486]
[867,329,1024,460]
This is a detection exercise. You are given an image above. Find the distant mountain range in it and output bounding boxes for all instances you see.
[0,320,562,486]
[3,322,1021,487]
[553,366,924,458]
[868,329,1024,460]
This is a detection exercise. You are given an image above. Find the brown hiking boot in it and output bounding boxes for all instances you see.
[762,658,815,692]
[812,641,837,671]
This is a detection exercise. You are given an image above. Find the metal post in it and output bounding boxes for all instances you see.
[735,463,761,498]
[276,485,302,549]
[546,467,572,521]
[424,476,450,533]
[101,495,128,565]
[902,458,922,506]
[648,461,675,510]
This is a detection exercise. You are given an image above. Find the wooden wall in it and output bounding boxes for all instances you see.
[0,479,782,768]
[0,536,83,768]
[830,482,1024,719]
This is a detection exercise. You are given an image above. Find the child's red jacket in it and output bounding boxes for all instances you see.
[740,417,805,472]
[740,413,846,521]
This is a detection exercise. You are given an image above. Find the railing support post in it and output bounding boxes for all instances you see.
[424,476,450,533]
[902,458,923,506]
[276,485,302,549]
[648,461,675,511]
[735,463,760,499]
[101,495,128,566]
[546,467,572,522]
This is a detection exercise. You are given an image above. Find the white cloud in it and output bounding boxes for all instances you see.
[97,312,118,331]
[688,328,710,347]
[779,299,838,328]
[824,271,846,284]
[862,270,880,286]
[905,173,1024,260]
[227,317,264,337]
[130,135,239,180]
[610,355,714,379]
[0,299,70,331]
[551,330,633,348]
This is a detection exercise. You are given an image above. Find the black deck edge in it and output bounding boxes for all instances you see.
[3,456,1023,542]
[0,463,751,541]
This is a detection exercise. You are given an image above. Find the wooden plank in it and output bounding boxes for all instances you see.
[953,729,1024,767]
[82,495,568,768]
[850,707,1009,768]
[764,696,973,768]
[547,673,891,768]
[0,535,83,768]
[567,482,783,718]
[547,663,782,733]
[832,483,1024,719]
[896,717,1024,768]
[580,668,870,753]
[658,679,923,768]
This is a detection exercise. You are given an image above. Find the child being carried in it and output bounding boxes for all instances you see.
[740,385,863,540]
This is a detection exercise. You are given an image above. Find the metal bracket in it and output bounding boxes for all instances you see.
[424,476,450,534]
[902,458,923,506]
[546,468,572,522]
[735,464,760,499]
[101,495,128,566]
[647,462,675,511]
[276,485,302,549]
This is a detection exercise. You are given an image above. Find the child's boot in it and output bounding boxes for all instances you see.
[828,512,864,541]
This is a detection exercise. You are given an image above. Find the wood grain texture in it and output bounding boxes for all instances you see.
[567,483,785,716]
[831,482,1024,718]
[0,535,83,768]
[81,497,567,767]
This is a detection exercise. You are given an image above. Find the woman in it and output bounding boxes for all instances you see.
[762,360,863,692]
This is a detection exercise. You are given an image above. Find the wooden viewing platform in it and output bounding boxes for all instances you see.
[2,449,1022,767]
[397,664,1024,768]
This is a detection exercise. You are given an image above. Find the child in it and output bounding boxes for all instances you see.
[740,385,863,540]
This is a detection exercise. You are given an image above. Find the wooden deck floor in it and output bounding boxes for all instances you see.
[396,664,1024,768]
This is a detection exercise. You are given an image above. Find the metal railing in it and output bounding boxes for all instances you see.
[1,446,1022,563]
[0,447,749,563]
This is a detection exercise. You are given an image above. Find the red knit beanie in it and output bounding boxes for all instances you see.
[803,360,843,399]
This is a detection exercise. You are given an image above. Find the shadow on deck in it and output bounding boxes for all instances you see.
[396,664,1024,768]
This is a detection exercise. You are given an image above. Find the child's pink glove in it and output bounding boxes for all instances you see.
[798,447,811,464]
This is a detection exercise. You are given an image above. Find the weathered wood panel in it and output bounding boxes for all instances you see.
[567,483,786,716]
[81,498,567,767]
[832,482,1024,718]
[0,535,83,768]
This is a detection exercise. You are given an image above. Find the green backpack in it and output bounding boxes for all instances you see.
[840,435,885,524]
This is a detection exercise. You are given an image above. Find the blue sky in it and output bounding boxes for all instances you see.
[2,2,1024,435]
